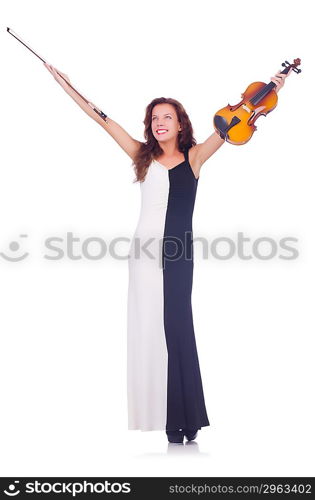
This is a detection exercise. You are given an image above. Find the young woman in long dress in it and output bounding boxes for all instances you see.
[44,63,288,443]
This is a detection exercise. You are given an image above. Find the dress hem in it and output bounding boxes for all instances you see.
[128,423,210,432]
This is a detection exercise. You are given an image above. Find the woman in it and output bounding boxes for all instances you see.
[44,63,289,443]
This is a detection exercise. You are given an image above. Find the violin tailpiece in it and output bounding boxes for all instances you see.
[214,115,241,140]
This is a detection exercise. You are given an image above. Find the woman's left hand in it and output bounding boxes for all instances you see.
[270,67,293,93]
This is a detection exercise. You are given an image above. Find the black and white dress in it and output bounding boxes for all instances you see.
[127,146,210,432]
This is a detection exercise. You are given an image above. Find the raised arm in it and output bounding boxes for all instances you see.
[43,63,141,161]
[192,130,225,177]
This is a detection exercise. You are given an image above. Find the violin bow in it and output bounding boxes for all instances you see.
[6,27,108,122]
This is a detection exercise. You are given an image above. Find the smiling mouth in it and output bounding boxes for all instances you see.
[157,129,168,135]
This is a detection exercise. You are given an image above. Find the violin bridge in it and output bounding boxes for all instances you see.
[242,104,251,113]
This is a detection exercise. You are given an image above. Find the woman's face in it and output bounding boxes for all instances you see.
[151,103,181,144]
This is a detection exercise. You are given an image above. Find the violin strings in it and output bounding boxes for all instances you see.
[250,68,290,105]
[249,82,275,105]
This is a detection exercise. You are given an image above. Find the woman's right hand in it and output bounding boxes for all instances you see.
[43,62,108,127]
[44,62,72,92]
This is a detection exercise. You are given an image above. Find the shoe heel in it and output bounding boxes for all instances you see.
[183,429,198,441]
[166,429,184,443]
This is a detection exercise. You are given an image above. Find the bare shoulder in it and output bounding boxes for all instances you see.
[188,144,202,165]
[188,144,204,179]
[188,132,225,177]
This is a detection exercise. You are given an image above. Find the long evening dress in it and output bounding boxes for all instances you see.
[127,146,210,432]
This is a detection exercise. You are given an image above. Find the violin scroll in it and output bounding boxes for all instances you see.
[282,58,301,74]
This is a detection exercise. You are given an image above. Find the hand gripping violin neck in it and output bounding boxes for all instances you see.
[213,58,301,145]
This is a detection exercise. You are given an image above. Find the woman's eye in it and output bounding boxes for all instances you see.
[152,116,171,120]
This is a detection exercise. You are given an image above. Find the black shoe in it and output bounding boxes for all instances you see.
[183,428,198,441]
[166,429,184,443]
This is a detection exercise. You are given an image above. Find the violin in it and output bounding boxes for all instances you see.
[213,58,301,145]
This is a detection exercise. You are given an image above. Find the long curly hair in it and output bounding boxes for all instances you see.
[132,97,197,183]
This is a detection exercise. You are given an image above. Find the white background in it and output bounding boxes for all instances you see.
[1,0,313,477]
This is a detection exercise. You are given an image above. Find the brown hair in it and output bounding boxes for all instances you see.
[132,97,197,183]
